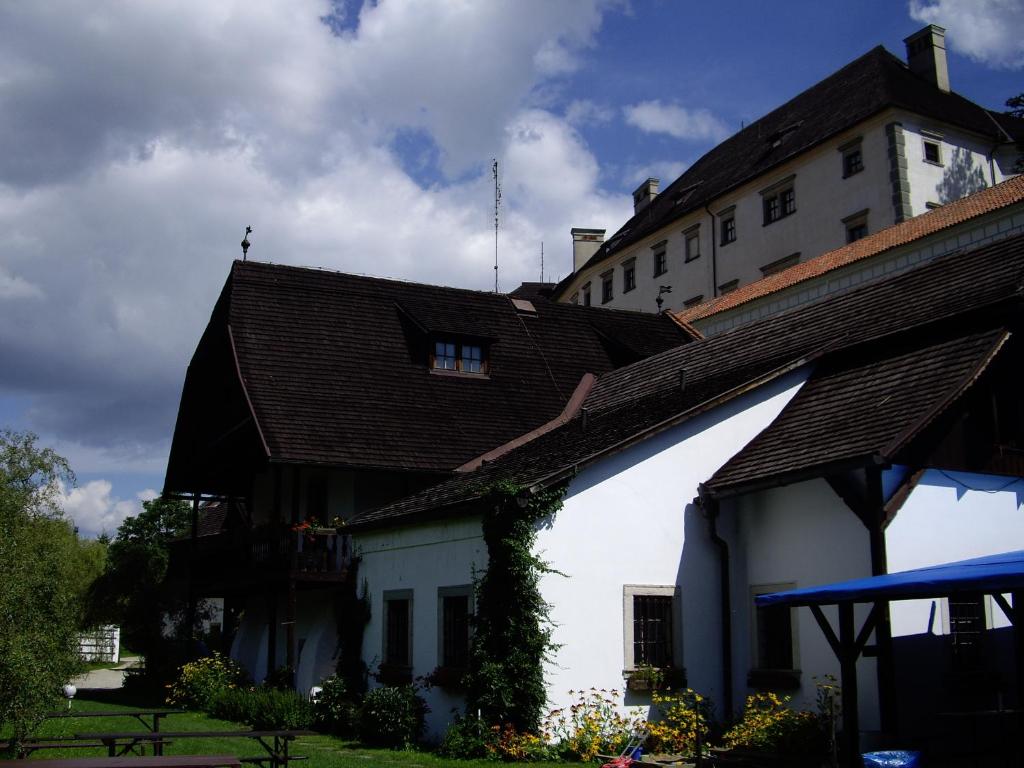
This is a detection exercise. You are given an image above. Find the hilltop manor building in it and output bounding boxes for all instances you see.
[551,26,1024,314]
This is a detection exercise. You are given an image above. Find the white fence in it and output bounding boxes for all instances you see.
[79,625,120,663]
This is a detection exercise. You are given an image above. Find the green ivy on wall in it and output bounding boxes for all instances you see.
[464,481,566,733]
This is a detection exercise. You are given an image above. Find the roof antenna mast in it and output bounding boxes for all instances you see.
[492,159,501,293]
[241,226,252,261]
[540,241,544,283]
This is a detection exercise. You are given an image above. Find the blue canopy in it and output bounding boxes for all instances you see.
[756,549,1024,607]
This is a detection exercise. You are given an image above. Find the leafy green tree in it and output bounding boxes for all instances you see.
[88,496,191,680]
[0,430,85,751]
[1006,94,1024,172]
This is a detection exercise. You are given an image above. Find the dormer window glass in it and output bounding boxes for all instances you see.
[432,340,486,374]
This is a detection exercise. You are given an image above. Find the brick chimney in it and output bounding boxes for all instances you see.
[904,24,949,93]
[632,177,660,214]
[571,228,605,272]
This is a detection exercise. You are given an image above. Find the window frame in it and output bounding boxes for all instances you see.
[430,339,488,375]
[601,270,614,304]
[720,215,736,246]
[437,585,474,672]
[839,137,864,178]
[760,253,800,277]
[622,259,636,293]
[651,240,668,277]
[842,208,869,245]
[582,282,592,307]
[749,583,800,687]
[683,226,701,263]
[922,131,944,166]
[383,589,414,670]
[761,176,796,226]
[622,584,681,672]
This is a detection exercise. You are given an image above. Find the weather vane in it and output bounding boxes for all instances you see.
[241,226,253,261]
[656,285,672,311]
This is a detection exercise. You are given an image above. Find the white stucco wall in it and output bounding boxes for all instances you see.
[733,480,878,730]
[885,468,1024,638]
[357,516,487,738]
[536,366,809,725]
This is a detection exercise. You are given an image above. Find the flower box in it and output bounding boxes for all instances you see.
[375,663,412,686]
[624,666,686,692]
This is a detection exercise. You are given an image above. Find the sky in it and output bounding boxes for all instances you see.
[1,0,1022,537]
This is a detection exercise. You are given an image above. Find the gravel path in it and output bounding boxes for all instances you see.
[71,656,142,690]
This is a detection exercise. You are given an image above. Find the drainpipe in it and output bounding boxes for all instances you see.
[697,482,733,723]
[704,205,718,298]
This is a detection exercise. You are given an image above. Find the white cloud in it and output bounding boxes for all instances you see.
[57,479,143,538]
[0,0,630,469]
[620,160,688,190]
[565,99,615,126]
[909,0,1024,70]
[0,266,42,299]
[623,100,729,142]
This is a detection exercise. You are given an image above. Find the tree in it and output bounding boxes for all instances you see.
[0,431,85,750]
[1005,94,1024,172]
[88,496,191,682]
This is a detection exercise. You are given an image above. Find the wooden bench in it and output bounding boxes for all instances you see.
[76,730,314,768]
[0,756,239,768]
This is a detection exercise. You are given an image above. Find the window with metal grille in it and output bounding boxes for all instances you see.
[442,594,471,669]
[385,597,410,667]
[633,595,674,667]
[949,593,984,668]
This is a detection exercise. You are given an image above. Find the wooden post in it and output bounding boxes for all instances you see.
[266,593,278,680]
[285,580,297,689]
[1013,591,1024,711]
[839,603,860,768]
[186,494,200,644]
[865,467,897,739]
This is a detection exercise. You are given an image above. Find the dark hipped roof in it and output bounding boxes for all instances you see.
[164,261,690,490]
[553,46,1023,299]
[349,231,1024,530]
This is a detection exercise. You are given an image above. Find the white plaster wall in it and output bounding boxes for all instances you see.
[734,479,878,729]
[357,516,487,739]
[885,469,1024,638]
[537,367,809,725]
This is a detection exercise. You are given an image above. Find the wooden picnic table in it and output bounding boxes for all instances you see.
[0,756,239,768]
[47,710,185,736]
[75,730,314,768]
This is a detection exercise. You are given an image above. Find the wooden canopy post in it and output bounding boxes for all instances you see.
[266,593,278,681]
[285,580,297,689]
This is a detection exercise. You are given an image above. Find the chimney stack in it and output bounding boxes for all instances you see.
[632,177,660,214]
[571,228,605,272]
[904,25,949,93]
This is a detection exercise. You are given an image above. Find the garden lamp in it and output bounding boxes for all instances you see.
[62,683,77,710]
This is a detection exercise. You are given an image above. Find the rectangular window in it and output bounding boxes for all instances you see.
[762,178,796,225]
[718,279,739,294]
[684,227,700,262]
[843,147,864,177]
[601,271,614,304]
[384,590,413,668]
[750,584,798,675]
[923,139,942,165]
[843,209,869,245]
[683,294,703,309]
[622,260,636,293]
[948,593,985,670]
[652,242,668,277]
[582,283,591,307]
[438,586,473,670]
[720,216,736,245]
[432,340,487,374]
[760,253,800,277]
[623,585,679,670]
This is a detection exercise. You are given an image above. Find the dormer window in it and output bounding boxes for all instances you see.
[432,339,487,375]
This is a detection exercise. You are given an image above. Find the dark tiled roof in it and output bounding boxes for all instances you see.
[165,262,690,486]
[510,282,556,300]
[705,328,1009,493]
[553,46,1024,298]
[349,232,1024,529]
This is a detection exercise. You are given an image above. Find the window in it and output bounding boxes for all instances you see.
[749,584,799,687]
[432,340,486,374]
[718,279,739,294]
[842,209,869,244]
[683,294,703,309]
[438,586,473,670]
[839,138,864,178]
[383,590,413,668]
[762,178,796,225]
[923,138,943,165]
[582,283,592,307]
[760,253,800,277]
[651,241,668,277]
[622,260,636,293]
[684,227,701,262]
[601,271,614,304]
[946,594,986,671]
[720,215,736,245]
[570,292,579,305]
[623,585,679,670]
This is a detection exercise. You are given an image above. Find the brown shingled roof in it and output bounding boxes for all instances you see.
[675,175,1024,325]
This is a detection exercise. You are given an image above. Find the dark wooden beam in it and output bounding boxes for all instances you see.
[285,580,297,689]
[266,593,278,681]
[838,603,860,768]
[810,605,841,658]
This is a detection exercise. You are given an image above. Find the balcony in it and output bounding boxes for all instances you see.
[170,524,354,591]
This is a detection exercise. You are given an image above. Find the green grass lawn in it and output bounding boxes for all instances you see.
[5,689,573,768]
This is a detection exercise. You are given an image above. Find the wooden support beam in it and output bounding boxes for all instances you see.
[991,592,1014,626]
[811,605,841,658]
[854,604,879,656]
[838,603,860,768]
[266,593,278,681]
[865,467,897,739]
[285,581,296,688]
[1013,591,1024,714]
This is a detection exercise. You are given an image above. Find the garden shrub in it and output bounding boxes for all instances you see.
[166,652,249,711]
[437,715,493,759]
[486,724,554,762]
[358,684,427,748]
[541,688,645,762]
[211,686,313,730]
[721,692,826,756]
[312,675,359,737]
[645,689,713,758]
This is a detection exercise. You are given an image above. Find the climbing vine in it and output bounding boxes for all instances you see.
[334,567,371,697]
[464,481,566,733]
